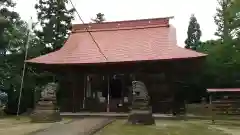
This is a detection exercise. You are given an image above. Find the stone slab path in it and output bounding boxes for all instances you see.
[31,118,112,135]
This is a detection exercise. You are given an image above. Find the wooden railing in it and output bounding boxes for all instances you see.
[211,100,240,115]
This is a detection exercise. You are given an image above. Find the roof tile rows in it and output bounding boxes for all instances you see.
[27,17,206,64]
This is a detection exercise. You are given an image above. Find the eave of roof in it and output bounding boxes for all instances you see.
[207,88,240,92]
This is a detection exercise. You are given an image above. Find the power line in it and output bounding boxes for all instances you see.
[68,0,108,61]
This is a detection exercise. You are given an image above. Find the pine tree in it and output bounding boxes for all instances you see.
[91,13,105,23]
[35,0,75,52]
[214,0,234,42]
[230,0,240,39]
[185,14,202,50]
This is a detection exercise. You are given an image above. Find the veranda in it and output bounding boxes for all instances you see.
[34,57,204,114]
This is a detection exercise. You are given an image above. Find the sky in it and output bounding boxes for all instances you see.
[15,0,218,47]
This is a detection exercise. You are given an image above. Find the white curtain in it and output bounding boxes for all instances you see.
[86,76,91,98]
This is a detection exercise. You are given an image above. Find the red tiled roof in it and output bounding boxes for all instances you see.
[26,17,206,64]
[207,88,240,93]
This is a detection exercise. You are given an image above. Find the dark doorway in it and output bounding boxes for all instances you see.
[110,76,122,98]
[100,74,131,112]
[109,75,125,112]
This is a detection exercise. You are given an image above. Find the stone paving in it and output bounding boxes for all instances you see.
[31,118,112,135]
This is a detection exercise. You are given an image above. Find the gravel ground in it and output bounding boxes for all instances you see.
[0,117,71,135]
[32,118,111,135]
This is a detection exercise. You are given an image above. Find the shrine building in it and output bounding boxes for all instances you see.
[27,17,206,113]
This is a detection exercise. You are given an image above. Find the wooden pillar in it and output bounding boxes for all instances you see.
[70,71,75,113]
[121,75,125,101]
[165,69,175,114]
[76,74,84,112]
[209,94,215,124]
[59,74,72,112]
[82,75,86,109]
[70,71,85,112]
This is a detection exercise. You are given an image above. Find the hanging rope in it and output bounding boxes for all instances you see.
[16,17,32,117]
[68,1,109,111]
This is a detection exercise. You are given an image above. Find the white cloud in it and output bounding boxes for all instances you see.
[14,0,218,47]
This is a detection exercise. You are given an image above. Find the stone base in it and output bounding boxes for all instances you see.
[0,108,5,117]
[30,110,61,123]
[127,110,155,125]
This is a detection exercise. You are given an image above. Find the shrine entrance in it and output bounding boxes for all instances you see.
[84,74,131,112]
[107,75,130,112]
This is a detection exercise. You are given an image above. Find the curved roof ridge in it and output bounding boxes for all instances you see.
[72,24,169,33]
[72,17,173,32]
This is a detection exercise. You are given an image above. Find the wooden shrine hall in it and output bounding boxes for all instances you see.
[27,17,206,114]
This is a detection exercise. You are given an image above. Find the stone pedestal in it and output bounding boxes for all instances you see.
[127,81,155,125]
[0,107,5,117]
[128,109,155,125]
[31,83,61,123]
[31,99,61,123]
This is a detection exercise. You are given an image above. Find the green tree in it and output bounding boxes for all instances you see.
[34,0,76,110]
[35,0,75,52]
[0,0,36,113]
[0,0,28,55]
[0,0,29,91]
[196,1,240,90]
[199,0,240,87]
[197,0,240,88]
[185,14,202,50]
[230,0,240,41]
[91,13,105,23]
[214,0,234,42]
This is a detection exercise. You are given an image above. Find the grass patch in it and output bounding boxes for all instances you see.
[95,120,231,135]
[212,120,240,131]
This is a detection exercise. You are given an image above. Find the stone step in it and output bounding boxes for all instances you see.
[35,106,56,110]
[130,110,152,114]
